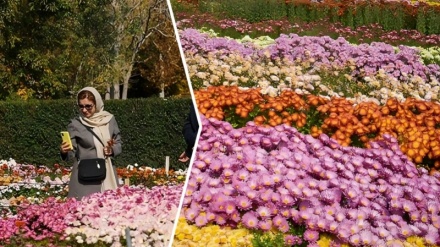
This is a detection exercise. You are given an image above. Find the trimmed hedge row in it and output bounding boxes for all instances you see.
[193,0,440,35]
[0,97,193,170]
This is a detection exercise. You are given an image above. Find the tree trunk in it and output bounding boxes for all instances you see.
[105,85,111,100]
[113,83,120,99]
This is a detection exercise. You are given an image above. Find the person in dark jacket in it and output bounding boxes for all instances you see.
[179,102,199,163]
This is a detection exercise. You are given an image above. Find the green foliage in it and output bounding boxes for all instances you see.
[419,46,440,66]
[0,0,186,100]
[251,223,307,247]
[417,7,427,34]
[199,0,287,23]
[189,1,440,35]
[0,97,193,170]
[252,232,286,247]
[342,7,355,29]
[427,8,440,34]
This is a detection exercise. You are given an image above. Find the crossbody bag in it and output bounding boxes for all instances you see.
[77,123,108,182]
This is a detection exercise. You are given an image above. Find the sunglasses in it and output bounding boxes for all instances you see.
[78,104,94,110]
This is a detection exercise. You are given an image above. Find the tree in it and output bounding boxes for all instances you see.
[136,17,189,97]
[0,0,115,99]
[0,0,74,99]
[0,0,187,100]
[104,0,185,100]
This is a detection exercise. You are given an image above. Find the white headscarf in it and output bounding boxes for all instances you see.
[77,86,118,191]
[77,87,113,127]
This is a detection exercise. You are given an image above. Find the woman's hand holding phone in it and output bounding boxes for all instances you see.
[60,131,73,154]
[60,142,73,154]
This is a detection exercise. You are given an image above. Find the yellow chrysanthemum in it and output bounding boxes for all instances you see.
[406,236,428,247]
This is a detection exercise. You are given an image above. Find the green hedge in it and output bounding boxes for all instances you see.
[192,0,440,35]
[0,97,194,170]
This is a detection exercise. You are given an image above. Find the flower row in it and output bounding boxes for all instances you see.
[180,28,440,83]
[175,12,440,47]
[199,28,440,68]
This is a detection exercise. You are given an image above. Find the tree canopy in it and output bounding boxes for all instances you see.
[0,0,188,100]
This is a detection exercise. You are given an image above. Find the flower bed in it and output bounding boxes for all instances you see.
[178,115,440,246]
[172,3,440,244]
[0,159,186,246]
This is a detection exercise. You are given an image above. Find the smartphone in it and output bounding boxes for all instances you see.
[60,131,73,150]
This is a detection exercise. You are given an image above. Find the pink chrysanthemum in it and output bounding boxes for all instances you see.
[306,217,318,230]
[421,212,429,223]
[241,212,259,229]
[212,193,228,204]
[329,221,339,232]
[235,196,252,210]
[230,210,241,223]
[261,174,274,187]
[256,206,272,219]
[280,208,291,218]
[337,228,351,241]
[376,227,390,238]
[347,209,358,220]
[271,192,281,203]
[272,174,283,184]
[359,230,373,246]
[184,207,199,222]
[209,161,221,171]
[401,200,416,213]
[260,189,272,202]
[280,194,295,206]
[299,210,313,221]
[195,213,209,227]
[211,201,227,213]
[258,219,272,231]
[202,190,212,202]
[290,186,302,197]
[193,161,206,170]
[206,211,216,221]
[215,213,227,225]
[284,235,299,246]
[316,218,328,230]
[399,224,413,238]
[245,163,257,172]
[349,234,361,246]
[335,211,346,222]
[208,178,221,187]
[290,208,300,222]
[278,221,290,233]
[303,229,319,242]
[247,179,258,190]
[224,201,236,215]
[222,168,234,178]
[237,169,250,181]
[246,189,259,200]
[273,215,287,227]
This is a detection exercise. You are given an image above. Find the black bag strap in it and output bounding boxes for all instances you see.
[78,119,106,147]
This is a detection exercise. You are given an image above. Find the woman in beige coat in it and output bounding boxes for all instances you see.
[60,87,122,200]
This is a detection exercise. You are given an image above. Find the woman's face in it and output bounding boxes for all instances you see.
[78,98,96,118]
